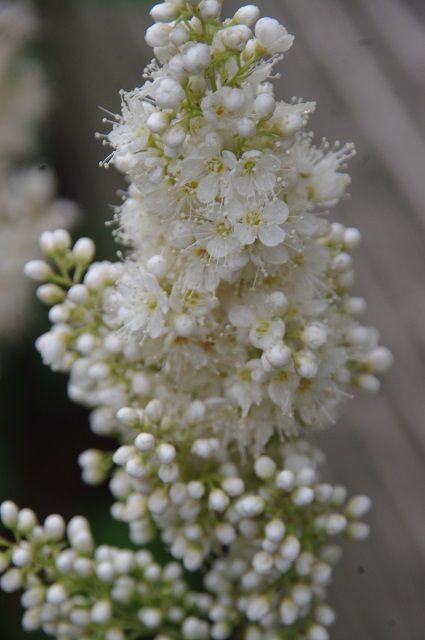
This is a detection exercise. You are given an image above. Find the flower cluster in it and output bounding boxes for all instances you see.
[1,2,391,639]
[0,1,76,339]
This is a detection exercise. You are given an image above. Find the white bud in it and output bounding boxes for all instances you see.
[89,362,110,381]
[76,332,96,354]
[184,547,203,571]
[347,522,370,540]
[332,252,352,272]
[187,481,205,499]
[252,551,273,574]
[345,495,372,518]
[146,254,168,277]
[146,111,169,134]
[254,456,276,479]
[135,432,156,452]
[71,530,94,553]
[357,373,380,393]
[312,561,332,585]
[276,470,294,491]
[366,347,393,373]
[96,561,115,582]
[156,443,176,464]
[72,238,95,263]
[308,624,329,640]
[44,514,66,541]
[200,0,221,19]
[12,546,31,568]
[215,523,236,545]
[344,296,367,316]
[56,549,76,572]
[24,260,52,282]
[138,607,161,628]
[237,117,256,138]
[280,535,300,561]
[209,490,230,512]
[326,514,347,535]
[246,595,270,622]
[117,407,138,426]
[343,227,361,248]
[17,509,37,533]
[292,583,312,607]
[254,93,276,119]
[112,446,134,467]
[236,495,264,518]
[169,23,190,46]
[148,490,169,515]
[221,25,252,51]
[150,3,180,22]
[234,5,260,26]
[292,487,314,506]
[186,400,206,422]
[46,584,67,605]
[1,569,23,592]
[222,477,245,497]
[182,617,209,639]
[0,501,19,527]
[182,43,211,73]
[164,124,187,149]
[91,600,112,623]
[48,304,69,323]
[280,598,298,625]
[315,604,336,627]
[131,372,151,395]
[295,350,319,379]
[22,609,41,631]
[301,323,328,349]
[158,464,179,484]
[36,283,65,305]
[145,399,163,422]
[68,284,89,304]
[265,519,286,542]
[264,342,291,368]
[154,78,185,109]
[145,23,172,48]
[269,291,288,313]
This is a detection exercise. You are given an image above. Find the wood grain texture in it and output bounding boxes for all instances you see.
[39,1,425,637]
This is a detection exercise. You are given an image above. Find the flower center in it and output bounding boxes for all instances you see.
[245,209,262,226]
[206,157,224,174]
[146,295,158,310]
[215,221,232,237]
[243,159,257,174]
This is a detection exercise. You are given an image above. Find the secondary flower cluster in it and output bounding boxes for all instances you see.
[1,1,391,639]
[0,1,76,339]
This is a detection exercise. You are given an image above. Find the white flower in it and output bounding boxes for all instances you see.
[229,198,288,247]
[254,18,294,55]
[117,265,169,339]
[196,214,241,260]
[249,318,285,350]
[223,150,281,198]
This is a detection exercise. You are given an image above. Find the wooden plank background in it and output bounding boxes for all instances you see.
[33,1,425,637]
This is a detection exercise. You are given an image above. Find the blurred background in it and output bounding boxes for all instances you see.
[1,0,425,637]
